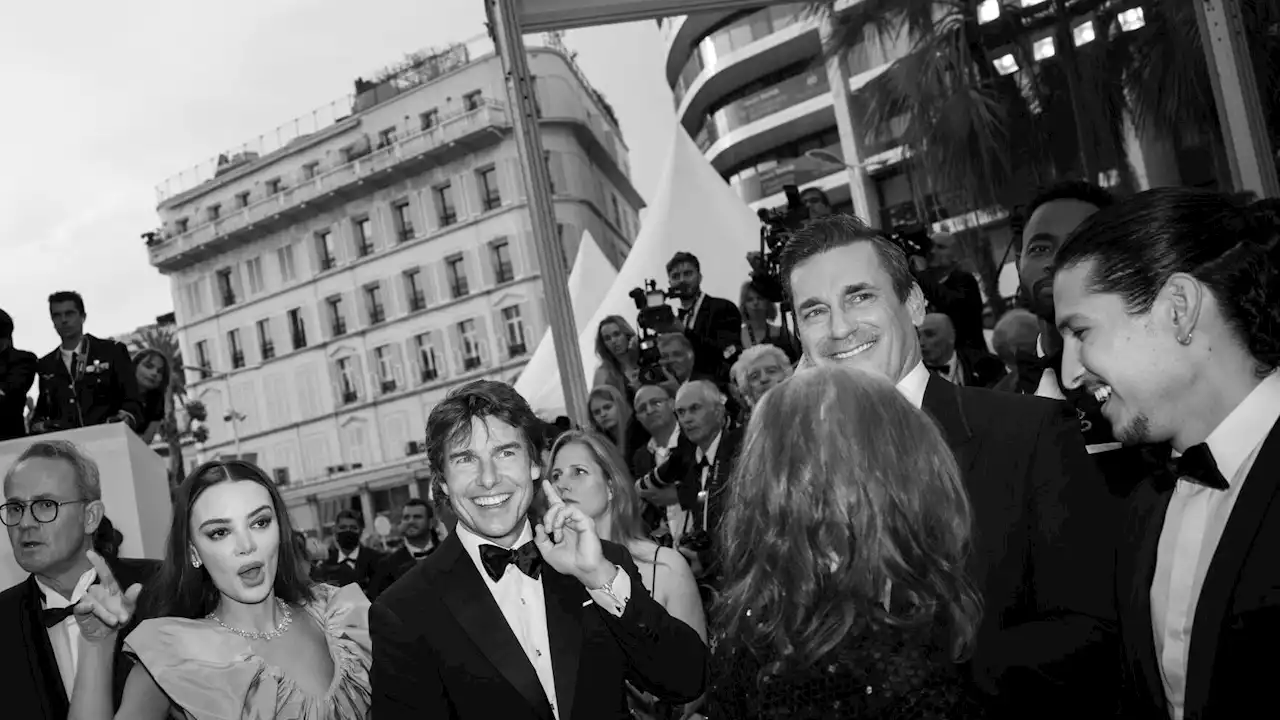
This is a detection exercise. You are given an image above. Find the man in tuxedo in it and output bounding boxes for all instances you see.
[779,214,1118,719]
[317,509,382,595]
[0,440,156,719]
[665,252,742,383]
[0,308,38,441]
[370,380,707,719]
[1052,187,1280,720]
[919,312,1006,388]
[371,498,441,598]
[30,292,142,435]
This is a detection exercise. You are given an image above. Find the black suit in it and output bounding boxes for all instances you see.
[370,540,438,599]
[919,268,987,354]
[370,533,708,719]
[0,345,38,441]
[956,347,1008,389]
[681,294,741,383]
[31,335,142,433]
[921,375,1120,718]
[1117,419,1280,720]
[317,545,382,595]
[0,558,157,720]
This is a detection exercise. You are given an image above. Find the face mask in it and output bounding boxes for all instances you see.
[335,530,360,552]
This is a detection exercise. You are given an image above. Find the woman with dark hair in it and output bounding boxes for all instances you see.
[708,365,986,719]
[548,429,705,719]
[593,314,642,401]
[131,349,170,445]
[66,460,372,719]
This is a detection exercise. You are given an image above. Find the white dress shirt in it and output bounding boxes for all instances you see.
[687,430,723,536]
[897,361,930,410]
[36,568,98,697]
[646,430,687,544]
[935,352,965,386]
[336,546,362,565]
[455,520,632,720]
[681,293,705,331]
[1150,371,1280,720]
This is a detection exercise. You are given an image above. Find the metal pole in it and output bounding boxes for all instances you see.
[1194,0,1278,198]
[487,0,591,424]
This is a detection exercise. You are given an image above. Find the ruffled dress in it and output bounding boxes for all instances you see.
[123,583,371,720]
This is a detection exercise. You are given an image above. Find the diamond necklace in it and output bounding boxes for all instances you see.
[207,597,293,641]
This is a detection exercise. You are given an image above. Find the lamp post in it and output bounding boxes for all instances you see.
[183,365,244,458]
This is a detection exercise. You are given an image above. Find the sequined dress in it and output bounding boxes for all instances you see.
[707,618,987,720]
[122,583,371,720]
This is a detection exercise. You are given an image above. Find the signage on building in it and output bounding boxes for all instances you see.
[516,0,795,32]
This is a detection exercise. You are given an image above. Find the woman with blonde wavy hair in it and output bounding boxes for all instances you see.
[707,365,986,720]
[592,315,642,401]
[548,429,706,719]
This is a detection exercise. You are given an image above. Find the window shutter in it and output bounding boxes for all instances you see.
[506,158,526,201]
[521,229,541,275]
[391,343,406,387]
[434,261,450,303]
[454,174,472,219]
[491,308,507,361]
[479,242,496,289]
[474,315,492,367]
[447,323,464,374]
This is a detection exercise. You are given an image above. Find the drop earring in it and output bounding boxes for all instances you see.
[191,557,202,569]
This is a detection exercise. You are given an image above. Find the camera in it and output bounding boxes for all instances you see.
[628,279,676,386]
[884,223,933,263]
[751,184,809,305]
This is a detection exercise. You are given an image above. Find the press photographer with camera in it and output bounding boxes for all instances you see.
[663,252,742,385]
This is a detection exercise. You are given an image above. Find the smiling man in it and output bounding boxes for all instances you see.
[369,379,707,720]
[778,214,1120,719]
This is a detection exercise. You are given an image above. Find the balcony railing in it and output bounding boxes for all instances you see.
[694,67,831,152]
[672,3,808,106]
[149,101,510,267]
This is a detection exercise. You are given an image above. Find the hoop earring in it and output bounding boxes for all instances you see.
[1178,331,1194,346]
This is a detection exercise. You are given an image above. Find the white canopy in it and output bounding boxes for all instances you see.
[516,126,764,416]
[514,228,618,410]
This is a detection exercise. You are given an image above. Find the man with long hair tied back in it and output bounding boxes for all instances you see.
[1052,188,1280,720]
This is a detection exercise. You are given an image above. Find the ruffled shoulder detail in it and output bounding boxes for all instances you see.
[285,583,372,719]
[124,618,274,720]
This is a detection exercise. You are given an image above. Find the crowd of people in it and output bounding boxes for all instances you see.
[0,182,1277,720]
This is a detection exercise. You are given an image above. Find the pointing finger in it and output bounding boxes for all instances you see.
[542,480,565,508]
[86,550,119,594]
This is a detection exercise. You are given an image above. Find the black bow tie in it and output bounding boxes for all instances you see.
[926,363,951,374]
[42,606,75,628]
[479,542,542,582]
[1167,443,1229,491]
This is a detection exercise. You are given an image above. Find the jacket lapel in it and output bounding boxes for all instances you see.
[20,576,70,717]
[1183,420,1280,715]
[921,375,978,474]
[1124,483,1174,710]
[542,568,585,720]
[436,535,555,720]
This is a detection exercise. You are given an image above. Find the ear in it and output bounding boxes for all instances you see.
[530,463,542,481]
[188,543,200,565]
[83,500,105,536]
[1162,273,1204,343]
[906,282,927,327]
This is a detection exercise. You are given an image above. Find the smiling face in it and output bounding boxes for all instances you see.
[1053,260,1188,445]
[659,339,695,382]
[790,241,925,382]
[189,480,280,606]
[4,457,100,577]
[440,416,539,548]
[1020,199,1101,320]
[136,353,166,391]
[549,442,612,522]
[589,394,620,432]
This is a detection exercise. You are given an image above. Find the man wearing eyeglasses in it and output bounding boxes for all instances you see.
[0,440,156,720]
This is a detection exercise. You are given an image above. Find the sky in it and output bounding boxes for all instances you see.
[0,0,676,358]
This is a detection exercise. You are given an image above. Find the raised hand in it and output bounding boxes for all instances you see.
[74,550,142,644]
[534,480,612,586]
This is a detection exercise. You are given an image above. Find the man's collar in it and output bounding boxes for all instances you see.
[338,546,361,561]
[455,520,534,584]
[1200,372,1280,485]
[35,567,98,608]
[897,361,930,409]
[695,429,724,465]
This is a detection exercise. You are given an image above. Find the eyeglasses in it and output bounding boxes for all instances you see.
[0,499,87,527]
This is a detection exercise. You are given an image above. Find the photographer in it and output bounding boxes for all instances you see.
[663,252,742,385]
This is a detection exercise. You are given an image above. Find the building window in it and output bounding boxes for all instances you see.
[420,109,439,131]
[277,244,297,283]
[414,333,440,382]
[316,230,336,271]
[257,319,275,360]
[336,357,359,404]
[404,268,426,312]
[375,345,397,394]
[434,182,457,226]
[463,90,482,111]
[216,268,237,307]
[266,178,283,195]
[327,295,347,337]
[246,256,265,295]
[235,191,250,209]
[478,166,501,210]
[194,340,212,379]
[176,218,189,234]
[446,255,469,298]
[611,194,621,226]
[288,308,307,350]
[302,162,320,179]
[364,283,386,325]
[354,217,374,257]
[378,127,397,147]
[207,204,221,222]
[458,320,482,370]
[502,306,527,358]
[393,201,414,241]
[228,329,245,369]
[490,239,514,284]
[544,151,556,193]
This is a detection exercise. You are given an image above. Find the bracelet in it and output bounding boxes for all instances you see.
[588,563,620,593]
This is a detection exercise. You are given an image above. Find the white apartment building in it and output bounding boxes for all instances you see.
[145,35,643,537]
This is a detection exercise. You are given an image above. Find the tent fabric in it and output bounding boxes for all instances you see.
[516,125,764,416]
[513,228,617,406]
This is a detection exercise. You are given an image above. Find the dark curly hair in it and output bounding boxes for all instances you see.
[1054,187,1280,377]
[424,379,541,506]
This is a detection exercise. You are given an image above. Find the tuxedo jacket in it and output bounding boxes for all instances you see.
[0,345,38,441]
[683,294,741,383]
[0,558,157,720]
[956,347,1008,389]
[919,268,987,354]
[921,376,1121,718]
[31,335,142,432]
[369,533,708,720]
[318,544,383,595]
[1117,419,1280,720]
[370,539,440,600]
